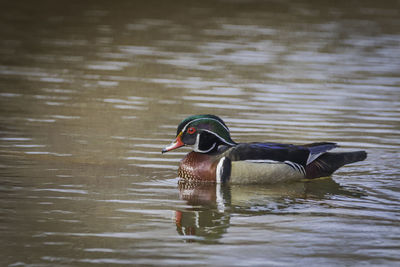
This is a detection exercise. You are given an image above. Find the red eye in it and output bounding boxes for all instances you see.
[187,127,196,134]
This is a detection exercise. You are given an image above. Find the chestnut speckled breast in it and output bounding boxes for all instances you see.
[178,152,219,182]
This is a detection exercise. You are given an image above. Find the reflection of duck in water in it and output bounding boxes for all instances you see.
[175,182,231,242]
[175,178,365,242]
[162,115,367,184]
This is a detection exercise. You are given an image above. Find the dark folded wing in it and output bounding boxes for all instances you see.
[227,143,308,166]
[227,142,338,166]
[303,142,338,164]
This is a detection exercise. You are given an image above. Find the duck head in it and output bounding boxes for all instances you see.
[162,114,237,154]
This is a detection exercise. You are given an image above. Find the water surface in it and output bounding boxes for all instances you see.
[1,0,400,266]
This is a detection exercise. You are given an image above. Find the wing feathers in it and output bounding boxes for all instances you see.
[304,142,338,165]
[226,142,338,167]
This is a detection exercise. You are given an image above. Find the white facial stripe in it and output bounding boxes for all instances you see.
[194,142,216,153]
[181,118,230,134]
[202,129,236,146]
[193,132,217,153]
[194,133,200,150]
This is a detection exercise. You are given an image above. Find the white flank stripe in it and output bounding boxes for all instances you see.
[284,161,306,176]
[216,157,226,184]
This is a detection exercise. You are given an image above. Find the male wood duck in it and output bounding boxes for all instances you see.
[162,115,367,184]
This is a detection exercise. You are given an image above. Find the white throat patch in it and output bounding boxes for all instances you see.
[193,133,216,153]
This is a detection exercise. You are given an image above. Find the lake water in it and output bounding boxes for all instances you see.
[1,0,400,266]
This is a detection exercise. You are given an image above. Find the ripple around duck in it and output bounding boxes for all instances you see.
[34,188,88,194]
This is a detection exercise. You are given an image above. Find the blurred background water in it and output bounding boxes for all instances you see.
[1,0,399,266]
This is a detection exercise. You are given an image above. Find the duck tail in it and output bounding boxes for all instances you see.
[305,151,367,179]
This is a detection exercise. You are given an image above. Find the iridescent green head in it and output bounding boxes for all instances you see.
[162,114,237,153]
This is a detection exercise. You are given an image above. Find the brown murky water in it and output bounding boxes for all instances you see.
[1,0,400,266]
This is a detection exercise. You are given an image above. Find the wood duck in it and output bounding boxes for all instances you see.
[162,115,367,184]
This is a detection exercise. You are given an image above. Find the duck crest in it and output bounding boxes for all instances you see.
[178,152,218,182]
